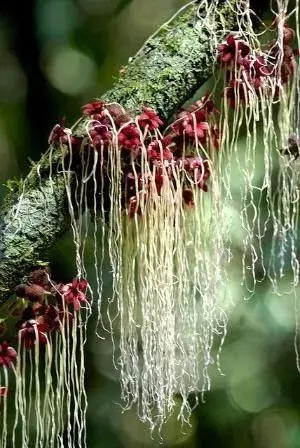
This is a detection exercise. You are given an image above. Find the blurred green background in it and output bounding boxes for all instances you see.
[1,0,300,447]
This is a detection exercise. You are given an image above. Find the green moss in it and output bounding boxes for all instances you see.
[3,178,24,195]
[0,173,70,303]
[102,1,222,117]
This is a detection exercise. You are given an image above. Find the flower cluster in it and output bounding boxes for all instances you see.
[217,23,299,107]
[217,34,250,67]
[49,97,218,215]
[0,268,89,399]
[121,97,216,213]
[13,267,89,351]
[48,121,83,151]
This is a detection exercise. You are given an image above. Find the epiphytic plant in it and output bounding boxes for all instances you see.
[0,0,299,446]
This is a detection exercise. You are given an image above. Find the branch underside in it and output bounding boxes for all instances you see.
[0,1,260,303]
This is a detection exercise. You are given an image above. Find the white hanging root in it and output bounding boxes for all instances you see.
[216,0,299,296]
[57,0,300,431]
[61,89,228,430]
[217,0,300,363]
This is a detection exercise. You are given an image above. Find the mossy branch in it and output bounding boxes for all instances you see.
[0,1,262,303]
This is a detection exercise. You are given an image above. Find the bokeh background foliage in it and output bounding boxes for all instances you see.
[1,0,300,447]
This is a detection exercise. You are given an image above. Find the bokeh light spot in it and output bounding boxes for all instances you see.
[44,46,96,96]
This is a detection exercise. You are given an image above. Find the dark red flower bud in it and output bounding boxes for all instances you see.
[0,342,17,367]
[15,284,46,303]
[82,100,105,117]
[147,136,174,162]
[217,34,250,66]
[137,107,164,130]
[29,268,50,288]
[0,387,8,397]
[89,124,112,147]
[118,125,141,152]
[283,25,295,44]
[106,103,124,120]
[19,320,48,350]
[48,124,68,145]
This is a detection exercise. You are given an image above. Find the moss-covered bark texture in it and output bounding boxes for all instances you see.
[102,3,235,117]
[0,175,69,301]
[0,1,256,302]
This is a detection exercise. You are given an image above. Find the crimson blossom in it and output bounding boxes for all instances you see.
[19,320,48,350]
[0,342,17,368]
[59,278,89,311]
[137,107,164,130]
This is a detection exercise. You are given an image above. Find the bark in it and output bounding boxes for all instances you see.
[0,1,261,302]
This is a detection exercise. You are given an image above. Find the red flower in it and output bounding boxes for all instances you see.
[19,320,48,350]
[192,121,209,141]
[173,113,209,143]
[29,268,51,289]
[217,34,250,66]
[15,284,46,303]
[82,100,105,118]
[251,55,273,78]
[48,124,82,151]
[49,124,68,144]
[0,342,17,367]
[148,166,174,195]
[283,24,295,44]
[183,157,210,191]
[69,136,83,151]
[268,41,298,84]
[32,304,64,332]
[280,45,297,83]
[89,124,112,147]
[147,136,174,162]
[59,279,89,311]
[137,107,164,130]
[183,156,207,171]
[0,387,8,397]
[118,125,141,151]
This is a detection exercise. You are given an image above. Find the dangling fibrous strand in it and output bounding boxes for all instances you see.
[54,90,228,429]
[216,0,300,296]
[0,267,90,448]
